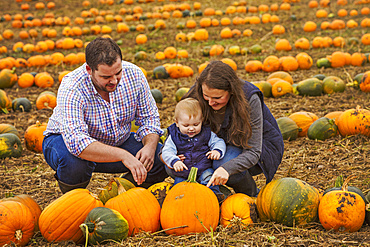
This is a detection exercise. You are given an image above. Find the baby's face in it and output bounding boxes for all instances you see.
[176,113,202,138]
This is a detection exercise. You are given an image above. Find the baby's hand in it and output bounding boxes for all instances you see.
[206,150,221,160]
[173,161,188,172]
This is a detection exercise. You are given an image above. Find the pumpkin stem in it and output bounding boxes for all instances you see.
[334,175,344,187]
[342,175,356,192]
[114,177,127,195]
[1,108,9,114]
[15,229,23,241]
[186,167,198,183]
[80,223,89,247]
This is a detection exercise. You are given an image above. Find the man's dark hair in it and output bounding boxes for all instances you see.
[85,37,122,71]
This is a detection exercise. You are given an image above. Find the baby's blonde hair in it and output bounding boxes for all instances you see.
[174,98,202,121]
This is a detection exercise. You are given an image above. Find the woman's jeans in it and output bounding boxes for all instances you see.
[42,133,168,185]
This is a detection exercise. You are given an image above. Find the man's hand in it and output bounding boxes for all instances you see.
[206,150,221,160]
[173,161,188,172]
[122,154,147,185]
[136,144,155,172]
[206,167,229,187]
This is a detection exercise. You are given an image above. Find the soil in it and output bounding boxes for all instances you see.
[0,0,370,246]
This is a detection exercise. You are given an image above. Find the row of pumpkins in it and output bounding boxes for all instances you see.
[276,106,370,141]
[252,70,370,98]
[1,168,369,246]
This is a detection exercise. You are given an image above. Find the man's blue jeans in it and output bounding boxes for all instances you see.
[42,133,168,185]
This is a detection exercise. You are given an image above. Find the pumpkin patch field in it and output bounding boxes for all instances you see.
[1,0,370,245]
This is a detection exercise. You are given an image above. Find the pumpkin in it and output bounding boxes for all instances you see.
[220,193,257,229]
[147,181,174,207]
[276,117,300,141]
[0,67,18,89]
[337,107,370,137]
[24,121,47,153]
[39,189,103,243]
[175,87,190,102]
[79,207,129,245]
[297,78,323,96]
[150,89,163,104]
[17,72,35,88]
[0,133,22,158]
[0,89,12,113]
[271,80,293,98]
[251,81,272,97]
[322,76,346,94]
[307,117,338,141]
[1,194,42,232]
[160,167,220,235]
[256,177,321,227]
[35,73,54,88]
[98,177,135,204]
[36,91,57,110]
[289,111,319,137]
[323,111,343,126]
[360,71,370,93]
[0,201,35,246]
[316,58,331,68]
[152,65,169,79]
[12,98,32,112]
[0,123,20,138]
[105,179,161,236]
[319,175,365,232]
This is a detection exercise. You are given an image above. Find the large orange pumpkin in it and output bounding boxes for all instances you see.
[319,176,365,232]
[0,200,35,246]
[160,167,220,235]
[360,71,370,93]
[105,179,161,236]
[337,107,370,137]
[39,189,103,243]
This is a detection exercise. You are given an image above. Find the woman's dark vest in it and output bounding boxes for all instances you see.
[167,124,212,179]
[219,80,284,183]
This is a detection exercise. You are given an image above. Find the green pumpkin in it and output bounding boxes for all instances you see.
[297,78,323,96]
[322,76,346,94]
[98,177,135,204]
[12,97,32,112]
[316,58,331,68]
[150,89,163,104]
[256,177,320,227]
[152,66,169,79]
[0,123,20,138]
[0,133,22,158]
[312,74,326,81]
[252,81,272,98]
[276,117,300,141]
[0,68,18,89]
[202,46,211,56]
[80,207,129,245]
[307,117,338,141]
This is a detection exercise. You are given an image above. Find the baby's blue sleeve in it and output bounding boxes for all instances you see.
[161,135,180,169]
[208,132,227,158]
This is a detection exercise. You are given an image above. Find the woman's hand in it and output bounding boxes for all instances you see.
[206,167,229,187]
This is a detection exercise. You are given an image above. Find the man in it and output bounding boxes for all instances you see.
[43,37,167,193]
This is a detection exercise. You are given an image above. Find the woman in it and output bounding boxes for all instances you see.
[185,60,284,197]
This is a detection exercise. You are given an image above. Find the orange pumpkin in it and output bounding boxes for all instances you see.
[220,193,257,229]
[289,112,319,137]
[163,46,177,59]
[39,189,103,243]
[36,91,57,110]
[360,71,370,92]
[244,60,263,73]
[35,73,54,88]
[105,180,161,236]
[1,194,42,232]
[337,107,370,137]
[24,121,48,153]
[319,176,365,232]
[18,73,35,88]
[262,56,280,72]
[160,167,219,235]
[194,28,209,41]
[0,201,35,246]
[272,80,293,97]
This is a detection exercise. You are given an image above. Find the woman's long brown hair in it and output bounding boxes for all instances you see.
[187,61,252,148]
